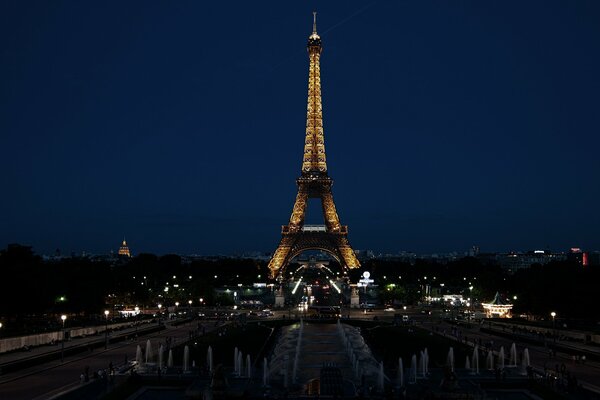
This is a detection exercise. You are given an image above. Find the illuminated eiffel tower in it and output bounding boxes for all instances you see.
[268,13,361,279]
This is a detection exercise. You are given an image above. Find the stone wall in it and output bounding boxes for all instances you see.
[0,320,151,354]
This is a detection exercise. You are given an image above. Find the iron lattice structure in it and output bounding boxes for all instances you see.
[268,14,361,279]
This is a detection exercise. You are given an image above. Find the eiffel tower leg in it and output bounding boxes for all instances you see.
[268,237,293,279]
[321,192,342,232]
[289,190,309,230]
[337,237,361,269]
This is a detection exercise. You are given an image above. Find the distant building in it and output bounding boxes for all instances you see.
[118,239,131,258]
[497,250,566,273]
[568,247,586,266]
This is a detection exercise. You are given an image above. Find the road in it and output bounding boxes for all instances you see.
[0,320,212,400]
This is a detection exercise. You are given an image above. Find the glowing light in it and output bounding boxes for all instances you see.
[292,278,303,294]
[329,280,341,293]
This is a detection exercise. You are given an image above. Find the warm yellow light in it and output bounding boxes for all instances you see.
[61,315,67,321]
[104,310,109,316]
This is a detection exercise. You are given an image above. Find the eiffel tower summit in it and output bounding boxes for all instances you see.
[268,13,361,279]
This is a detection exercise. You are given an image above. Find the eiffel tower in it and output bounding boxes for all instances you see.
[268,13,361,279]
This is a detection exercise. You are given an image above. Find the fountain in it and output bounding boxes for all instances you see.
[465,356,471,371]
[424,348,429,375]
[397,357,404,387]
[510,343,517,367]
[378,361,384,392]
[499,346,505,369]
[183,345,190,372]
[207,346,213,373]
[145,339,153,364]
[292,320,304,383]
[522,348,530,368]
[237,351,243,377]
[158,345,164,369]
[471,345,479,375]
[486,350,494,370]
[136,345,143,366]
[246,354,252,378]
[419,351,426,377]
[446,347,455,372]
[263,358,268,386]
[234,347,239,375]
[409,354,417,384]
[167,349,173,367]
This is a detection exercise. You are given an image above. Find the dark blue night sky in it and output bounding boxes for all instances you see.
[2,1,600,255]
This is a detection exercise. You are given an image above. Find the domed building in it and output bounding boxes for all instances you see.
[118,238,131,258]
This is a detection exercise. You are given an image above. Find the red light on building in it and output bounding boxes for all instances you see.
[583,252,589,267]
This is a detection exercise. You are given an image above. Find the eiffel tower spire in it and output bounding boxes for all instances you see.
[302,11,327,174]
[268,14,360,279]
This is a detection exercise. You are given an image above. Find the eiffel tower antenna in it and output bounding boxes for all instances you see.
[268,14,360,279]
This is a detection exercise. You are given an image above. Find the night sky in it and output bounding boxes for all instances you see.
[2,1,600,255]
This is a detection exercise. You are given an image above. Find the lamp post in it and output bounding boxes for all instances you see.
[158,304,162,325]
[60,315,67,363]
[551,312,557,342]
[104,310,110,349]
[0,322,3,338]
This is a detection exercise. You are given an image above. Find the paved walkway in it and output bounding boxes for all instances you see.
[0,321,158,372]
[295,323,352,383]
[420,319,600,395]
[0,319,212,400]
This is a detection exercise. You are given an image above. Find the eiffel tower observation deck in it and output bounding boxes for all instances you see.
[268,12,360,279]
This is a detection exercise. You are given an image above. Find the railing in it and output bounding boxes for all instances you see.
[302,225,327,232]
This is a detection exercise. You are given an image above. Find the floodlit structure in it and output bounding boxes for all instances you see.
[482,292,513,318]
[118,238,131,258]
[268,12,360,278]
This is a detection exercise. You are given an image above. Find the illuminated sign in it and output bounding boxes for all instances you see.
[358,271,374,287]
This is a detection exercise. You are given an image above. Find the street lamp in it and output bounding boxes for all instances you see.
[104,310,110,349]
[551,311,557,341]
[60,315,67,362]
[134,306,140,337]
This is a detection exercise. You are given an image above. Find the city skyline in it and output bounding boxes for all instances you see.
[2,2,600,255]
